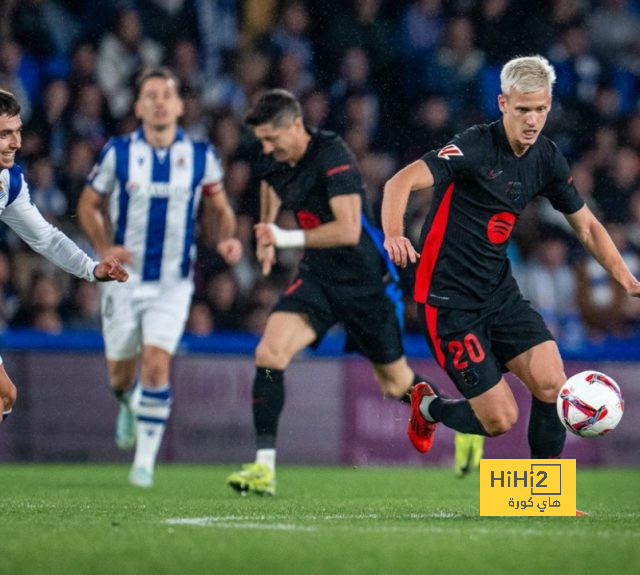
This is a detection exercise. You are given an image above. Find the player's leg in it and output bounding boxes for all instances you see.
[410,302,519,452]
[106,357,139,449]
[128,345,172,487]
[129,281,192,487]
[419,378,518,435]
[494,293,567,459]
[342,287,429,401]
[506,340,567,458]
[0,359,17,423]
[453,431,484,477]
[100,282,142,451]
[227,310,317,496]
[228,277,334,496]
[372,357,415,399]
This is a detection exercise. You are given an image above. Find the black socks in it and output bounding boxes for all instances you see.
[528,396,566,458]
[253,367,285,450]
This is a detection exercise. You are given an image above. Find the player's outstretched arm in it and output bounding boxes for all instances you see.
[382,160,434,267]
[1,191,128,283]
[566,204,640,298]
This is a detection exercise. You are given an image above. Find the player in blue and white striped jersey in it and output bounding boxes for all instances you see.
[0,89,129,426]
[78,68,242,488]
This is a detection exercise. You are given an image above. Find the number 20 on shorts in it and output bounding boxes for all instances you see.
[448,333,485,369]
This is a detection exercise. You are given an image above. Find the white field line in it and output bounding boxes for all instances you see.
[165,513,640,537]
[166,517,316,531]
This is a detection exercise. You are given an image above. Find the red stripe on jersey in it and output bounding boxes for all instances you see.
[326,164,351,177]
[414,182,455,303]
[284,278,303,296]
[424,304,445,367]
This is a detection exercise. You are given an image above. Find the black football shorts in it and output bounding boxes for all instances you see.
[273,273,405,364]
[417,288,554,398]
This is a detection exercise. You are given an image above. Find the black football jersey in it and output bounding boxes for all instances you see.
[416,120,584,309]
[259,128,387,286]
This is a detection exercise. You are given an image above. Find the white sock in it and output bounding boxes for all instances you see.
[256,448,276,471]
[419,395,437,422]
[133,383,171,473]
[125,380,141,408]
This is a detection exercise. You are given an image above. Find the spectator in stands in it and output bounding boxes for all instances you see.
[302,88,330,130]
[0,251,18,329]
[68,83,109,154]
[27,79,70,169]
[420,16,485,119]
[575,221,640,340]
[68,42,98,95]
[0,40,32,123]
[185,301,214,336]
[206,271,241,332]
[324,0,396,86]
[25,155,67,227]
[11,271,65,331]
[594,147,640,223]
[260,0,315,76]
[396,0,445,67]
[96,7,163,119]
[169,38,206,97]
[65,280,101,331]
[57,139,96,219]
[518,231,578,341]
[588,0,640,68]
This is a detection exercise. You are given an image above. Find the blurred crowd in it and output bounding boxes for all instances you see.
[1,0,640,347]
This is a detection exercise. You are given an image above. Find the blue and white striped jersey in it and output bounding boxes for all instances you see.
[88,127,223,284]
[0,165,98,281]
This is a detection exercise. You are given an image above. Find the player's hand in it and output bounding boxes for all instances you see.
[94,257,129,282]
[626,277,640,298]
[254,222,276,247]
[256,243,276,276]
[99,245,134,265]
[217,238,243,265]
[384,236,420,268]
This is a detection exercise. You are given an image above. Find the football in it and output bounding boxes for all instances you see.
[556,371,624,438]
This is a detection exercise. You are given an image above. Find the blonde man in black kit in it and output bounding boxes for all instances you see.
[383,56,640,513]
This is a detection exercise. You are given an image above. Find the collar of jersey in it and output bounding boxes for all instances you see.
[136,126,185,145]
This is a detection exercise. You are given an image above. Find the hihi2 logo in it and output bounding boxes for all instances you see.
[480,459,576,516]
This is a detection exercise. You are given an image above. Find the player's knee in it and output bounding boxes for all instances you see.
[255,341,290,371]
[377,377,409,399]
[480,409,518,436]
[534,377,565,403]
[2,381,17,412]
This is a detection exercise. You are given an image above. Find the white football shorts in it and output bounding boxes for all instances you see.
[100,279,194,360]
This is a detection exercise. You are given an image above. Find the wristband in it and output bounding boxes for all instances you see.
[268,224,305,248]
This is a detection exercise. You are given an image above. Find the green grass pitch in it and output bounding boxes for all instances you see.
[0,464,638,575]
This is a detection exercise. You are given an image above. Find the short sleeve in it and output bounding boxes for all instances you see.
[319,138,362,199]
[87,138,117,195]
[2,165,30,208]
[421,126,484,187]
[541,144,584,214]
[203,144,224,186]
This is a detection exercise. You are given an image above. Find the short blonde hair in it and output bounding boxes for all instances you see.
[500,55,556,96]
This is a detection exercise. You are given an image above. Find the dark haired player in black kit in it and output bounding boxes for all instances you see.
[383,56,640,515]
[226,88,469,495]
